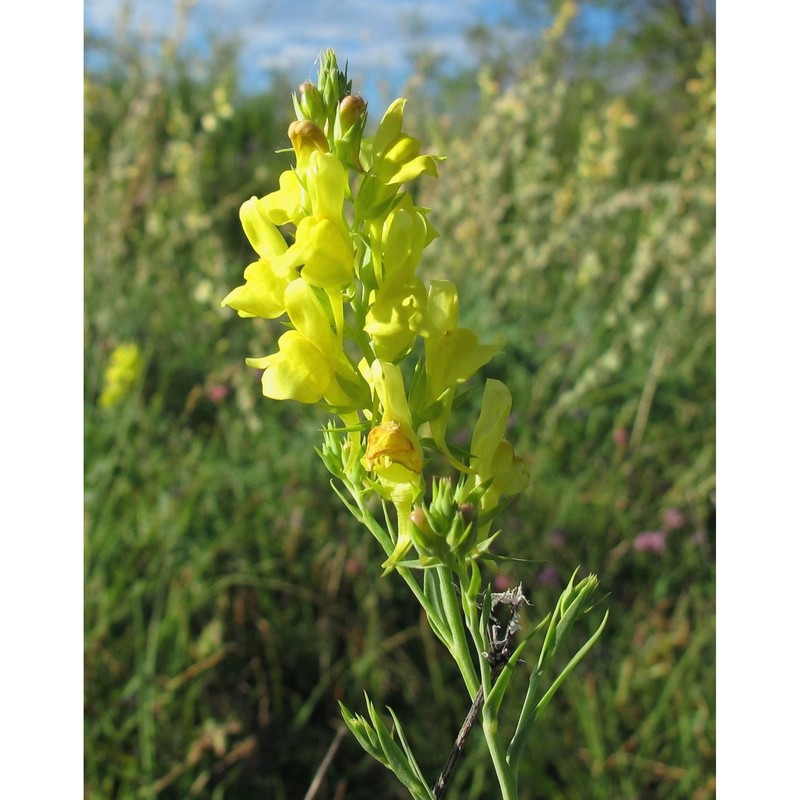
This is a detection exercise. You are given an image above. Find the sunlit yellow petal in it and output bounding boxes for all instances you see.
[240,197,289,259]
[221,259,291,319]
[257,330,333,403]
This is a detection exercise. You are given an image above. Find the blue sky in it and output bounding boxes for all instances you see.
[84,0,619,100]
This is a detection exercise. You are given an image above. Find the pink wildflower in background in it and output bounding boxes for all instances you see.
[493,573,515,592]
[633,530,667,554]
[537,565,560,588]
[662,507,686,531]
[548,529,566,550]
[207,384,230,403]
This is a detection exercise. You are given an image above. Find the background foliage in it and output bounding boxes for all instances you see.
[85,3,715,797]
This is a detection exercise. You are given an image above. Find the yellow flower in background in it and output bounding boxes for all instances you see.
[99,343,143,409]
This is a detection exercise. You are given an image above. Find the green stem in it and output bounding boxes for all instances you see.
[461,579,517,800]
[482,714,518,800]
[506,664,544,780]
[354,494,451,649]
[437,567,479,698]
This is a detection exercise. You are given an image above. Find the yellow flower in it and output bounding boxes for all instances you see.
[221,197,291,319]
[259,121,330,227]
[364,276,427,361]
[371,99,444,186]
[425,281,501,402]
[469,379,529,513]
[271,152,355,289]
[287,119,329,168]
[360,360,424,573]
[363,206,431,360]
[246,280,365,407]
[99,343,143,409]
[421,281,501,465]
[364,420,423,475]
[361,360,423,486]
[260,169,305,227]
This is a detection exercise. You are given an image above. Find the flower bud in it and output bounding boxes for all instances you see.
[459,503,477,528]
[410,506,429,532]
[296,81,325,123]
[338,95,366,133]
[333,94,367,170]
[408,506,440,558]
[288,120,329,167]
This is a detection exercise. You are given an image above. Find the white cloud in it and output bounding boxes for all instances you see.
[85,0,522,95]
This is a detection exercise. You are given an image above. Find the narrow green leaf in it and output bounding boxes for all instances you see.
[387,707,434,798]
[483,629,534,715]
[533,609,609,722]
[367,700,431,797]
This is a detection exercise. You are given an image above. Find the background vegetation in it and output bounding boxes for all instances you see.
[85,2,715,797]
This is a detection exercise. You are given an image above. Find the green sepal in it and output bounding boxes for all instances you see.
[422,568,454,649]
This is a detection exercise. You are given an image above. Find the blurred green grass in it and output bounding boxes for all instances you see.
[85,10,715,800]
